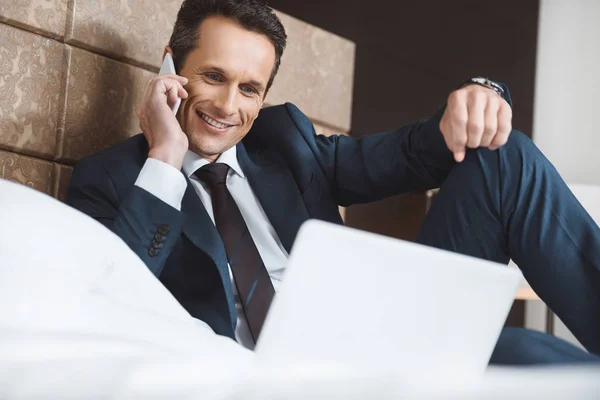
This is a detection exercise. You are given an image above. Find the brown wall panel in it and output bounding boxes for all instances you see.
[0,24,67,160]
[52,163,73,202]
[0,0,68,39]
[266,11,355,132]
[66,0,183,70]
[58,45,155,163]
[0,149,54,195]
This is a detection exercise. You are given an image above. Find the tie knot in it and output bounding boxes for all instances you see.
[194,163,230,187]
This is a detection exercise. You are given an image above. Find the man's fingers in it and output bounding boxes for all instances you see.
[156,78,188,103]
[442,87,513,160]
[447,91,469,157]
[161,75,189,99]
[440,111,465,162]
[137,75,189,159]
[490,102,512,150]
[466,91,486,148]
[177,84,189,99]
[480,97,499,147]
[159,73,188,85]
[166,84,179,106]
[137,79,153,116]
[453,150,466,163]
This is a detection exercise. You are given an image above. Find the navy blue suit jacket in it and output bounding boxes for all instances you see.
[68,102,461,339]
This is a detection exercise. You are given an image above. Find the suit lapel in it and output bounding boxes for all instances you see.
[236,142,309,253]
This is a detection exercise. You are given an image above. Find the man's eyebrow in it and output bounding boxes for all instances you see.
[201,65,266,92]
[204,65,227,75]
[247,79,266,93]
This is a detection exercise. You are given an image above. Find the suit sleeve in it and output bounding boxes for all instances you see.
[289,83,512,206]
[67,157,185,277]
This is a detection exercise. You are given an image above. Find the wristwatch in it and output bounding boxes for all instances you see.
[460,77,505,97]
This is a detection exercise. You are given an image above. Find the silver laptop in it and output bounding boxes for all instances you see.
[255,220,520,383]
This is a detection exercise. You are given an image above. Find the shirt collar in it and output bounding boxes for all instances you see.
[182,145,245,179]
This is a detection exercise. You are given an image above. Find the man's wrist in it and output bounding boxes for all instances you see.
[148,145,187,170]
[135,158,187,211]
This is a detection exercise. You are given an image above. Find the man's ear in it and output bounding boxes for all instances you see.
[163,46,179,73]
[163,46,173,60]
[253,103,265,122]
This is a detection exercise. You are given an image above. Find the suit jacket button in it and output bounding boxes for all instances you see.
[158,224,170,235]
[152,240,164,249]
[154,233,167,243]
[148,247,159,257]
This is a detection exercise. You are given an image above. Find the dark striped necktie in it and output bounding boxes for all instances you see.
[194,163,275,343]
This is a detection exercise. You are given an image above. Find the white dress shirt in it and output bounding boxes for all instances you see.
[135,147,289,349]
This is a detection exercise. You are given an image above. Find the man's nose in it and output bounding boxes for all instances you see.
[214,86,237,117]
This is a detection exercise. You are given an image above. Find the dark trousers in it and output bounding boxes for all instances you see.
[417,130,600,365]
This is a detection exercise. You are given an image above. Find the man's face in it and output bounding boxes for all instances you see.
[175,16,276,161]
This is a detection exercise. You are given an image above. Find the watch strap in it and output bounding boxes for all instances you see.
[460,77,505,97]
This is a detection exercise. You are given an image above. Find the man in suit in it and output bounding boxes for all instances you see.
[68,0,600,364]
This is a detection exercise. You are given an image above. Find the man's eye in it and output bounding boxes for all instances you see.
[206,73,222,81]
[241,85,257,94]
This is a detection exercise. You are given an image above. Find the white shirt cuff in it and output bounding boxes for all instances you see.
[134,158,187,211]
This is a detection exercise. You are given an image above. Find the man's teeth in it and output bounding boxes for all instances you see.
[199,112,230,129]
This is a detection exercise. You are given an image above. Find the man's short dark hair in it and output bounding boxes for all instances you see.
[169,0,287,94]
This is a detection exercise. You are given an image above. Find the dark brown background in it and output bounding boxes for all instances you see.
[265,0,539,242]
[265,0,540,327]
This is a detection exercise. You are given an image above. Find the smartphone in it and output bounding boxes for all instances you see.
[158,52,181,115]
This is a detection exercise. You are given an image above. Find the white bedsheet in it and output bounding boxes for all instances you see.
[1,179,598,399]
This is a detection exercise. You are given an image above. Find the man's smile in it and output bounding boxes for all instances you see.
[197,111,236,130]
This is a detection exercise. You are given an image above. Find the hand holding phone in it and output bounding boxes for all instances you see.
[136,53,189,169]
[158,53,181,115]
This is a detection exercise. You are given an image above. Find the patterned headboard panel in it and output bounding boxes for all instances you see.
[0,1,355,202]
